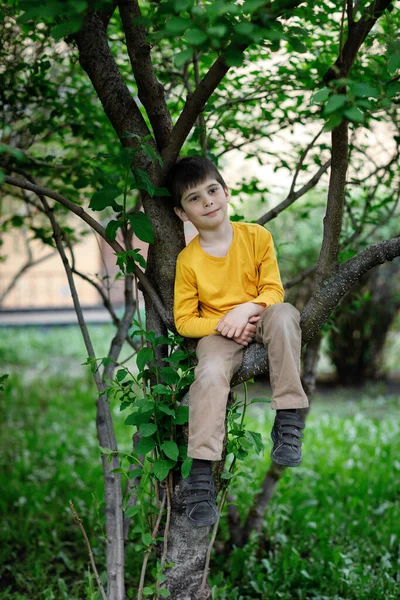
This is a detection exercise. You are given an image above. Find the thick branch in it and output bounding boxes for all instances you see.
[118,0,172,149]
[73,10,153,169]
[315,120,348,284]
[4,175,171,328]
[324,0,394,82]
[232,235,400,385]
[161,0,304,171]
[302,235,400,344]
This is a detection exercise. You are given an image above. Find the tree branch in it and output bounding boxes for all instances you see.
[32,180,126,600]
[71,267,140,352]
[324,0,394,83]
[315,119,348,285]
[73,9,154,170]
[257,159,331,226]
[161,0,304,171]
[0,250,56,306]
[3,175,172,328]
[302,235,400,344]
[118,0,172,150]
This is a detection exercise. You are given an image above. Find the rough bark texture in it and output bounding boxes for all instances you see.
[161,484,211,600]
[315,120,349,284]
[74,10,153,169]
[118,0,172,150]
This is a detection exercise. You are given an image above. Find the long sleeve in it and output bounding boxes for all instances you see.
[174,257,220,338]
[252,228,284,307]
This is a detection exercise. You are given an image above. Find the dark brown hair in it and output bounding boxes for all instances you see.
[166,156,227,209]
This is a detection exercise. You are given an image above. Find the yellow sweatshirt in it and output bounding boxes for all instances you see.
[174,222,284,338]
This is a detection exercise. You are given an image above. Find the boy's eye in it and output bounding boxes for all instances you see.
[210,188,218,193]
[189,196,198,202]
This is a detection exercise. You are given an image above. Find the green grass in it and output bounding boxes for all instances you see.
[1,326,400,599]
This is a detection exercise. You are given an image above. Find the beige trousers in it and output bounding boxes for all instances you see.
[188,303,309,460]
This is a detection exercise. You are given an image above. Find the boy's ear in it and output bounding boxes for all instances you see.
[224,186,231,201]
[174,206,189,222]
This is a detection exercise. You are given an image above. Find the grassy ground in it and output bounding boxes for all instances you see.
[1,326,400,599]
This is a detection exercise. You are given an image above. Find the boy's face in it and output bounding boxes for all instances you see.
[174,178,230,230]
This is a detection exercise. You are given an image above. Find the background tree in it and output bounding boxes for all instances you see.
[1,1,400,599]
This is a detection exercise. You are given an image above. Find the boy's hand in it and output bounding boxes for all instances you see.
[215,304,255,338]
[232,316,260,346]
[215,303,264,339]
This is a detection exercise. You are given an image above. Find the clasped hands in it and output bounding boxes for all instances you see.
[214,303,265,346]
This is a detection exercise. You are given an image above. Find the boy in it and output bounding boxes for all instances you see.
[167,156,309,528]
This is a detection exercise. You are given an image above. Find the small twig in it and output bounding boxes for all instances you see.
[339,0,347,66]
[199,487,229,596]
[69,500,107,600]
[288,126,325,197]
[257,159,331,225]
[3,174,171,328]
[160,476,172,569]
[137,487,167,600]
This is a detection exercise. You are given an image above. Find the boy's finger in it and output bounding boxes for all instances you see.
[248,315,260,323]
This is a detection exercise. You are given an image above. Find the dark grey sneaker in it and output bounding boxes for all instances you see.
[271,411,305,467]
[185,468,219,527]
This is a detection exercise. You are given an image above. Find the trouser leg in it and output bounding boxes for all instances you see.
[256,303,309,410]
[188,335,243,461]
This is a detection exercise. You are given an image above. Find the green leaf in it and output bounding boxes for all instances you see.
[289,37,307,53]
[125,505,140,517]
[207,24,228,38]
[165,16,190,35]
[344,107,364,123]
[350,82,379,99]
[160,367,179,385]
[139,423,157,437]
[152,384,173,395]
[136,347,154,371]
[246,430,264,454]
[388,53,400,74]
[167,350,189,365]
[174,0,193,11]
[324,94,347,115]
[175,405,189,425]
[142,586,154,596]
[106,219,122,241]
[51,17,83,40]
[89,188,120,211]
[235,22,254,36]
[161,441,179,461]
[116,369,128,382]
[311,88,329,103]
[158,590,171,598]
[224,46,244,67]
[174,48,193,68]
[181,457,192,478]
[186,27,208,45]
[156,403,176,417]
[142,532,153,547]
[249,397,271,405]
[0,374,9,391]
[135,436,157,455]
[153,459,175,481]
[128,212,154,243]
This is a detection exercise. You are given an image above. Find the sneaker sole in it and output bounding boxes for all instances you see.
[187,512,219,528]
[270,451,302,467]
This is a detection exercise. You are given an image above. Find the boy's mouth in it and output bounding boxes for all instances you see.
[204,208,219,216]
